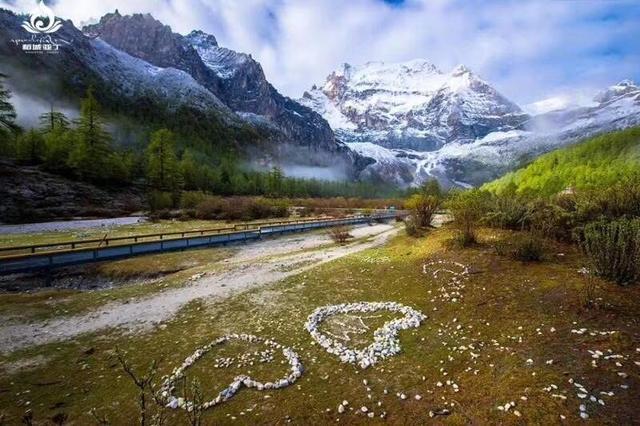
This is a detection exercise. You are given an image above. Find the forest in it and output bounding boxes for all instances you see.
[483,127,640,196]
[0,75,404,207]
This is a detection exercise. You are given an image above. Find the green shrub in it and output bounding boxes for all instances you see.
[511,234,547,262]
[195,197,289,221]
[580,218,640,285]
[576,176,640,221]
[484,184,529,230]
[405,194,439,227]
[180,191,209,209]
[147,191,174,212]
[404,216,420,237]
[445,189,491,246]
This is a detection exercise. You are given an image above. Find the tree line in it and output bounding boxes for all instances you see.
[0,76,406,203]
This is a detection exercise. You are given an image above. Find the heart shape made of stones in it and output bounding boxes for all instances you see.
[305,302,427,369]
[160,334,303,411]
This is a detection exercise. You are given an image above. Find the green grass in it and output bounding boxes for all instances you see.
[0,247,235,324]
[0,220,228,249]
[0,227,639,424]
[483,127,640,196]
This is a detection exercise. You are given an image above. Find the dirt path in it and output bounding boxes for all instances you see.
[0,223,398,353]
[0,216,146,234]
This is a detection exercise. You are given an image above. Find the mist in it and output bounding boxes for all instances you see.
[8,89,80,129]
[280,164,348,181]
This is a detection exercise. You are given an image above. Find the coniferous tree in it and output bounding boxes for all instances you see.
[68,88,112,181]
[146,128,182,192]
[39,104,70,133]
[43,128,76,172]
[267,166,284,197]
[16,130,45,164]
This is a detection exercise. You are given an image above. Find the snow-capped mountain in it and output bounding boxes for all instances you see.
[0,9,362,174]
[82,12,351,162]
[302,61,640,187]
[300,61,527,152]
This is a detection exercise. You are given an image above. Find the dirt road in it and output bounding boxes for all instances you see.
[0,223,399,353]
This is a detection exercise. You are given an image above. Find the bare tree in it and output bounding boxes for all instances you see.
[114,347,167,426]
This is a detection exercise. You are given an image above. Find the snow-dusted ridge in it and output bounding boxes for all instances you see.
[302,60,640,187]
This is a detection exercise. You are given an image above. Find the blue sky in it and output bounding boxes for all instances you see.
[4,0,640,110]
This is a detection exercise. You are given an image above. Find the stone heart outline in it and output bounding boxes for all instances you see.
[305,302,427,369]
[422,260,469,280]
[160,334,303,411]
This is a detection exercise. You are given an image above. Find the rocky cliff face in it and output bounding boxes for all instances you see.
[82,13,348,160]
[0,160,143,223]
[83,12,219,93]
[0,8,362,176]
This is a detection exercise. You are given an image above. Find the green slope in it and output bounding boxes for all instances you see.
[483,127,640,196]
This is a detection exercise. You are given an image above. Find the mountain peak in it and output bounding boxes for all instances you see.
[451,64,471,77]
[615,79,637,88]
[186,30,218,48]
[594,78,640,103]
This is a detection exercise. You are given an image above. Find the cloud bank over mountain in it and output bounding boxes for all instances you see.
[4,0,640,106]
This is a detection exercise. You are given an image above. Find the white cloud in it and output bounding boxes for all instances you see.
[3,0,639,106]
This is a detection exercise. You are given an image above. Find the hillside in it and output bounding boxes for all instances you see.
[482,127,640,196]
[0,9,360,176]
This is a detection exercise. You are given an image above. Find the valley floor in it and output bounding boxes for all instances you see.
[0,225,639,424]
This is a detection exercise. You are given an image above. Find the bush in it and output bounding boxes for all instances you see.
[511,234,547,262]
[484,186,529,230]
[490,238,511,256]
[195,197,290,221]
[576,176,640,221]
[147,191,174,212]
[180,191,209,209]
[405,194,439,227]
[445,189,491,246]
[404,216,421,237]
[328,226,353,244]
[580,218,640,285]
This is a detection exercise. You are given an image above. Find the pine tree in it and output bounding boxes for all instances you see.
[43,128,76,172]
[180,149,200,190]
[267,166,284,197]
[68,88,112,181]
[39,104,70,133]
[146,128,182,192]
[16,130,45,164]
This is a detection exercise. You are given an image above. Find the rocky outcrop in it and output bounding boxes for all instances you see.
[83,12,224,95]
[0,8,366,178]
[0,161,144,224]
[83,13,352,162]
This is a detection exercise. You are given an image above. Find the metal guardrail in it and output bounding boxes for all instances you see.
[0,215,372,256]
[0,213,399,275]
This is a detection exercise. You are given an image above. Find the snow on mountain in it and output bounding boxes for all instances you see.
[302,58,640,188]
[186,30,250,80]
[89,38,232,113]
[300,60,527,152]
[437,80,640,185]
[80,12,363,171]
